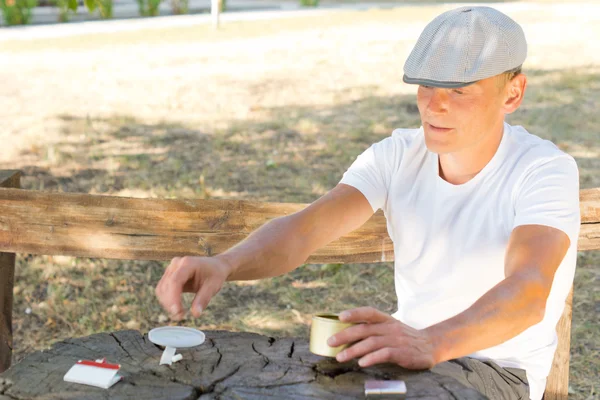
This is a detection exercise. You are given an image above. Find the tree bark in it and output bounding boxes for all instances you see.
[0,330,486,400]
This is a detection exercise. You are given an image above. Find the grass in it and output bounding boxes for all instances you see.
[1,5,599,399]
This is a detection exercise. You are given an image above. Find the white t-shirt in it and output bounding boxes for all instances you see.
[339,122,580,400]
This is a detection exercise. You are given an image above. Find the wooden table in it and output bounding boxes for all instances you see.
[0,330,486,399]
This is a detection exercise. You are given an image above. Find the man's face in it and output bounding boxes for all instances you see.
[416,76,510,154]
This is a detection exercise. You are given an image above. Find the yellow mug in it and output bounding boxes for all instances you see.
[309,313,356,357]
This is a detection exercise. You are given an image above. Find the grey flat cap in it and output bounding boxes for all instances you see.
[403,6,527,88]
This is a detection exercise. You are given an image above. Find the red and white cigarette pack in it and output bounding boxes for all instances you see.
[63,358,122,389]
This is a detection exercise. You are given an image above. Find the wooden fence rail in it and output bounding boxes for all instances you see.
[0,180,598,263]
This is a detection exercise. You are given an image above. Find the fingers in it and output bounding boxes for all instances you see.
[360,345,435,370]
[156,256,227,321]
[339,307,391,324]
[156,257,195,321]
[328,321,382,348]
[327,313,437,370]
[191,277,220,318]
[335,335,387,363]
[357,347,399,368]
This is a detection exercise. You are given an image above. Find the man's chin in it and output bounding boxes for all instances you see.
[424,135,454,154]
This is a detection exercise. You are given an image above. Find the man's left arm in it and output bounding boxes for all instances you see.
[328,225,569,369]
[329,155,579,369]
[426,224,570,365]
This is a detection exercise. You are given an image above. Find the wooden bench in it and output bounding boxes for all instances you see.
[1,169,599,399]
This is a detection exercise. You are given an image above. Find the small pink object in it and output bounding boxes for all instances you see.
[63,358,122,389]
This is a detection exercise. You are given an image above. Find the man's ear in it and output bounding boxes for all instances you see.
[503,74,527,115]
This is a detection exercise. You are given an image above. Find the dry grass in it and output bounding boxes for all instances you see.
[1,4,599,399]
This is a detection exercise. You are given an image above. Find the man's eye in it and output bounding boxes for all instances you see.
[421,85,432,89]
[453,89,464,95]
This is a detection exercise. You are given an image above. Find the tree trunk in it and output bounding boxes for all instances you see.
[0,330,485,399]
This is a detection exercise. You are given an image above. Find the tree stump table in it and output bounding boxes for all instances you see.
[0,330,486,399]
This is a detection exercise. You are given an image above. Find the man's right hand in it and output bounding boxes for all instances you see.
[155,256,233,320]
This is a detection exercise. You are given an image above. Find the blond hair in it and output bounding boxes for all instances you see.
[497,66,522,89]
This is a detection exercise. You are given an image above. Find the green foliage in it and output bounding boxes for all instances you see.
[0,0,37,25]
[300,0,318,7]
[84,0,112,18]
[265,159,277,169]
[169,0,187,15]
[83,0,95,12]
[52,0,78,22]
[320,263,343,276]
[137,0,161,17]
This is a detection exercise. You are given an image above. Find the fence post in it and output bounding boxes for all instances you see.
[544,287,574,400]
[211,0,221,28]
[0,170,21,373]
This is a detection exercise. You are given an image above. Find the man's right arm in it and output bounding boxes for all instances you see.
[155,183,374,319]
[220,183,375,280]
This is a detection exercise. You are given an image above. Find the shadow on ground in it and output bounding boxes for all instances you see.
[10,68,600,202]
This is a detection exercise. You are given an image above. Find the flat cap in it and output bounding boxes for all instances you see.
[403,6,527,88]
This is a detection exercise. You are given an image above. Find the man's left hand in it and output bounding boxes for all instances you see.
[327,307,439,370]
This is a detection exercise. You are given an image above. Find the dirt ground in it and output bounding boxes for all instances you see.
[1,3,599,398]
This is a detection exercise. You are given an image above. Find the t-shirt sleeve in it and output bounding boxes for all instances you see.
[513,155,580,243]
[339,136,401,213]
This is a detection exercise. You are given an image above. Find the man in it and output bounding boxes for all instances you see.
[155,6,580,400]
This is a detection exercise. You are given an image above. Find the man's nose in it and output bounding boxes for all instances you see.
[426,88,449,114]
